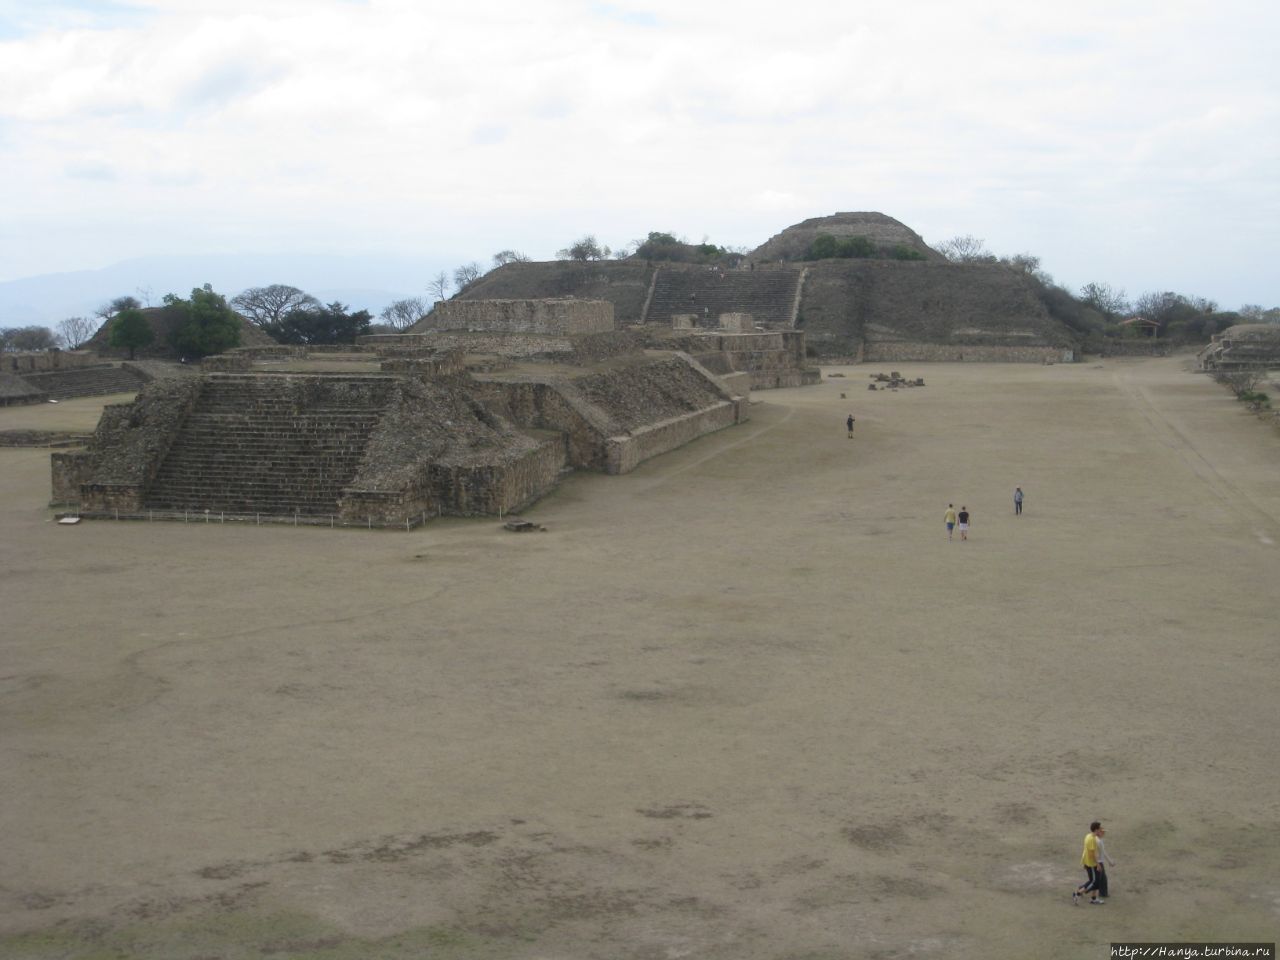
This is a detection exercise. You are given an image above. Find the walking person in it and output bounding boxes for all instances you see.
[944,504,957,541]
[958,506,970,541]
[1014,487,1024,515]
[846,414,856,439]
[1094,824,1117,901]
[1072,821,1107,905]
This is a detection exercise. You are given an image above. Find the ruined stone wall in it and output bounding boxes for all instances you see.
[717,313,754,332]
[429,439,567,516]
[863,342,1075,363]
[568,356,735,432]
[67,378,204,511]
[471,380,614,470]
[341,436,566,521]
[2,351,98,373]
[604,402,741,474]
[451,261,656,324]
[473,355,745,474]
[390,330,638,364]
[336,376,568,521]
[798,260,1072,357]
[421,299,615,335]
[223,345,306,361]
[656,330,816,388]
[201,353,254,372]
[720,371,753,396]
[379,350,467,377]
[50,450,91,505]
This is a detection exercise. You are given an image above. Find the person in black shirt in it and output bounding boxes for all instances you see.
[958,507,970,540]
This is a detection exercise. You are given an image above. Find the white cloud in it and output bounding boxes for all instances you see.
[0,0,1276,305]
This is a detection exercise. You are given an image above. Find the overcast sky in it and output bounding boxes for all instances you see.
[1,0,1276,309]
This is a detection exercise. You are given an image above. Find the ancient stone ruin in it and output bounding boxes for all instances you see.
[1196,324,1280,371]
[1,351,151,406]
[455,213,1081,363]
[53,299,759,528]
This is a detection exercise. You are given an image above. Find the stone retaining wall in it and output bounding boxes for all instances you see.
[54,378,204,510]
[720,371,753,396]
[201,353,254,372]
[340,434,566,521]
[422,298,615,335]
[379,350,467,377]
[2,351,98,373]
[472,380,614,470]
[864,342,1075,363]
[604,401,740,474]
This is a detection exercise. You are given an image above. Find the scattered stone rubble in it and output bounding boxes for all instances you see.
[867,371,925,390]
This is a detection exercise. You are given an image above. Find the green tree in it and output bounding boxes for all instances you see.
[806,234,839,260]
[272,301,371,345]
[804,234,877,260]
[165,284,241,358]
[109,308,154,360]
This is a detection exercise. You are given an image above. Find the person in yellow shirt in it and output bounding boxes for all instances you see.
[944,504,957,541]
[1073,821,1106,905]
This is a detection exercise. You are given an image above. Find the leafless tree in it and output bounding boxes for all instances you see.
[556,235,610,261]
[94,295,142,321]
[379,297,431,330]
[491,249,530,267]
[230,285,321,328]
[57,315,99,349]
[453,262,483,292]
[1,325,58,352]
[1212,367,1265,397]
[1078,282,1129,319]
[935,235,995,263]
[428,271,450,304]
[1237,304,1280,324]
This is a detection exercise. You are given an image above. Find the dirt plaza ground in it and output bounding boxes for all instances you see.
[1,356,1278,959]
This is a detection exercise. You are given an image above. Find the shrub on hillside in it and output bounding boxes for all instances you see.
[632,232,740,264]
[804,234,877,260]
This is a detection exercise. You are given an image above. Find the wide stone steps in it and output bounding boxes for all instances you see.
[22,365,148,399]
[143,376,391,516]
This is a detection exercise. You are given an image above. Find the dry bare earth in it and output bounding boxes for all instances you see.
[1,358,1278,960]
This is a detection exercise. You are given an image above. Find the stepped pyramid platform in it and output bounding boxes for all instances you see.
[643,266,804,328]
[52,341,749,527]
[20,364,151,400]
[143,374,394,517]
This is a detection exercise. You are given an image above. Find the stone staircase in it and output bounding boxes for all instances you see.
[21,364,149,400]
[144,374,393,517]
[643,268,803,327]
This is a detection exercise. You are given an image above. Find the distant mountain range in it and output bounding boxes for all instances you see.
[0,253,451,328]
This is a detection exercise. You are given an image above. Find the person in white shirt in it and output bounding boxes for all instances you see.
[1094,825,1117,900]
